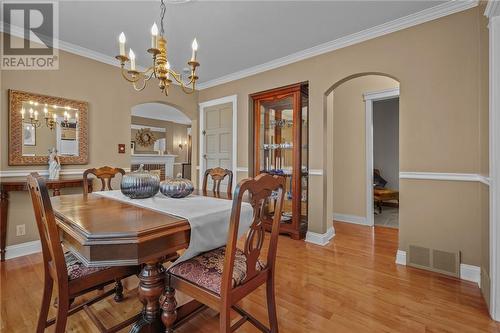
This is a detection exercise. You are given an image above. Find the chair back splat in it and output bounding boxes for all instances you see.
[202,167,233,196]
[83,166,125,195]
[167,173,286,333]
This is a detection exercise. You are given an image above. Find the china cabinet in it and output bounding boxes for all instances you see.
[251,83,308,240]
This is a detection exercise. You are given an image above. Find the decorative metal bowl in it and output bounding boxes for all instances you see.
[160,178,194,198]
[120,164,160,199]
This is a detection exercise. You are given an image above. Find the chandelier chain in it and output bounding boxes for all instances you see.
[160,0,166,36]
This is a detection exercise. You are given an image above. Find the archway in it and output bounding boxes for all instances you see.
[130,102,193,180]
[323,73,400,233]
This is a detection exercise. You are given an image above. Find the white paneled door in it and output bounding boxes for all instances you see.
[203,102,233,190]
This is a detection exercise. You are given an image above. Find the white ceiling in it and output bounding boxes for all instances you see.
[132,102,192,124]
[55,1,446,85]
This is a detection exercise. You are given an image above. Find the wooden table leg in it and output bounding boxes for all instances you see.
[161,286,177,333]
[0,190,8,262]
[130,261,165,333]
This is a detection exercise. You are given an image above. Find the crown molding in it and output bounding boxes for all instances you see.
[485,0,500,18]
[1,1,478,91]
[197,0,479,90]
[2,24,157,76]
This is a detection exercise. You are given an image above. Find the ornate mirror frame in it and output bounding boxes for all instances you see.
[8,90,89,165]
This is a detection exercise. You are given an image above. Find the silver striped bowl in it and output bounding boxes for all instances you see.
[160,178,194,198]
[120,165,160,199]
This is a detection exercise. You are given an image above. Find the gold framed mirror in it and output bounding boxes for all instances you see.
[8,90,89,165]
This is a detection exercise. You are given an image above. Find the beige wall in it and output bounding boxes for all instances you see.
[328,75,398,218]
[199,7,489,270]
[1,36,198,247]
[0,7,492,305]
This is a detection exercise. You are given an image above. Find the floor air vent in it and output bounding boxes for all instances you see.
[407,245,460,278]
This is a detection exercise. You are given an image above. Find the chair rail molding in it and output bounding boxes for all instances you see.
[0,168,131,178]
[399,172,490,185]
[309,169,323,176]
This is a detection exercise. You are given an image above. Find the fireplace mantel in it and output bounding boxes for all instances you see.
[131,154,177,178]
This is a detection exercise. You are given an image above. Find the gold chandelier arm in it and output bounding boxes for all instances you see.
[131,70,157,91]
[120,67,141,83]
[168,69,197,88]
[120,66,155,83]
[179,82,196,94]
[132,79,148,92]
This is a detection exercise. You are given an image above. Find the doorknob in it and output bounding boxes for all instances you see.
[203,154,207,159]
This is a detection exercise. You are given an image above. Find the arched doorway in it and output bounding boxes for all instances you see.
[324,73,400,230]
[130,102,192,180]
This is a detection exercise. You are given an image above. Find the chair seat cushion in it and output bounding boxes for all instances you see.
[65,251,110,281]
[169,247,266,295]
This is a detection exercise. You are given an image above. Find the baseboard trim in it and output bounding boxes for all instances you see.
[461,263,481,287]
[5,240,41,260]
[396,250,407,265]
[333,213,370,226]
[305,226,335,246]
[394,250,481,286]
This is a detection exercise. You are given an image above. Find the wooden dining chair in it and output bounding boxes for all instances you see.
[202,167,233,196]
[27,173,140,333]
[83,166,126,195]
[166,173,286,333]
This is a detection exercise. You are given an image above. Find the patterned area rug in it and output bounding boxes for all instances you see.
[374,207,398,228]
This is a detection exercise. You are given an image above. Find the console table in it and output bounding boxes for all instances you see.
[0,176,89,262]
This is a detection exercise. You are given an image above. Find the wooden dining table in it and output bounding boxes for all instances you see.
[51,190,230,333]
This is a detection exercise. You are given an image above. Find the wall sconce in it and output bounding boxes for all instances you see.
[178,139,187,150]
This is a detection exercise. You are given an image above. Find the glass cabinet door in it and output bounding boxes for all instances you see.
[258,95,295,223]
[252,83,309,239]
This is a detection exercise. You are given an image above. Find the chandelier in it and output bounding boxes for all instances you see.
[115,0,199,96]
[21,101,78,130]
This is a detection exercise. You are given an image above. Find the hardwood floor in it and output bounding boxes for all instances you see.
[1,222,498,332]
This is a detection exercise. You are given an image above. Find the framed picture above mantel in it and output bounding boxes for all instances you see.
[251,82,309,240]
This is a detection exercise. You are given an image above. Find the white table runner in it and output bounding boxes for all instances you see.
[94,190,254,266]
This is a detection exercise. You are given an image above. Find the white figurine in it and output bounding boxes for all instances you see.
[48,148,61,180]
